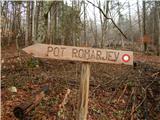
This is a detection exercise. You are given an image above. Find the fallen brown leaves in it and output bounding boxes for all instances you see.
[1,47,160,120]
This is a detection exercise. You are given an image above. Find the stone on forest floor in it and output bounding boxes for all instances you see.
[8,86,17,93]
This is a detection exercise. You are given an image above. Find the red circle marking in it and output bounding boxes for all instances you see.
[122,54,130,62]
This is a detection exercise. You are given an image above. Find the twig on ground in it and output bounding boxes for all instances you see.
[151,72,159,78]
[59,89,71,109]
[109,69,131,103]
[122,86,135,120]
[117,84,127,103]
[130,87,136,120]
[90,84,101,95]
[132,87,146,114]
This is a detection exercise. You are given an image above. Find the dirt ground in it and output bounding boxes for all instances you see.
[1,46,160,120]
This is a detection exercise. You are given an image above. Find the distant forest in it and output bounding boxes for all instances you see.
[1,0,160,55]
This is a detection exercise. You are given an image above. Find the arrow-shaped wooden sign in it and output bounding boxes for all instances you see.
[23,43,133,65]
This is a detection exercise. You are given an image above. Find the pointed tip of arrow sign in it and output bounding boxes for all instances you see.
[22,44,39,55]
[22,45,33,54]
[22,44,47,58]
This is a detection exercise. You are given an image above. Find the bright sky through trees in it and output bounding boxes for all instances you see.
[64,0,138,24]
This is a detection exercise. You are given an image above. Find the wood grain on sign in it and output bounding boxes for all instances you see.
[23,43,133,65]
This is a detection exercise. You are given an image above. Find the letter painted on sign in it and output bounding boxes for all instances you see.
[84,49,90,60]
[53,47,59,56]
[108,51,120,62]
[61,47,66,57]
[108,51,115,61]
[96,50,102,60]
[114,52,119,61]
[47,46,53,53]
[72,48,78,58]
[78,49,84,58]
[90,50,96,59]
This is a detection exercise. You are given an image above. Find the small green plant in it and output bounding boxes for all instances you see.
[92,106,102,114]
[127,81,134,86]
[57,108,64,119]
[48,97,59,106]
[113,110,124,118]
[27,58,39,68]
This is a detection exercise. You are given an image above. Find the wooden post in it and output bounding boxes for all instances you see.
[78,63,90,120]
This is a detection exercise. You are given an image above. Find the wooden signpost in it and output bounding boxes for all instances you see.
[23,43,133,120]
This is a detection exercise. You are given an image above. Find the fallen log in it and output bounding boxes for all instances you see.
[13,85,49,119]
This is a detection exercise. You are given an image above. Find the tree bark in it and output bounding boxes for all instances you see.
[100,1,109,48]
[117,1,124,48]
[137,0,143,51]
[93,0,98,47]
[83,0,87,46]
[143,1,147,52]
[15,2,21,49]
[25,2,30,46]
[32,0,36,43]
[155,1,160,56]
[128,2,133,44]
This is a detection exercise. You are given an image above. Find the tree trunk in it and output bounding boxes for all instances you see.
[54,3,58,44]
[30,1,33,42]
[155,1,160,56]
[25,2,30,46]
[100,1,109,48]
[15,2,21,49]
[117,1,124,48]
[143,1,147,52]
[83,0,87,46]
[50,6,54,44]
[93,0,98,47]
[128,2,133,48]
[32,0,36,43]
[137,0,143,51]
[99,1,103,48]
[8,10,12,46]
[35,2,40,42]
[48,10,51,44]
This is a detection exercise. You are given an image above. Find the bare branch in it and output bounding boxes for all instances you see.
[87,0,128,40]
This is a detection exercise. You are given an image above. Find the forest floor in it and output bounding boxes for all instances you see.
[1,45,160,120]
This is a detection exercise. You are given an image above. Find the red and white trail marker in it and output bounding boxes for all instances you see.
[122,54,131,63]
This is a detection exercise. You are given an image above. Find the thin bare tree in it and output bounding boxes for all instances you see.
[25,1,30,46]
[142,1,147,52]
